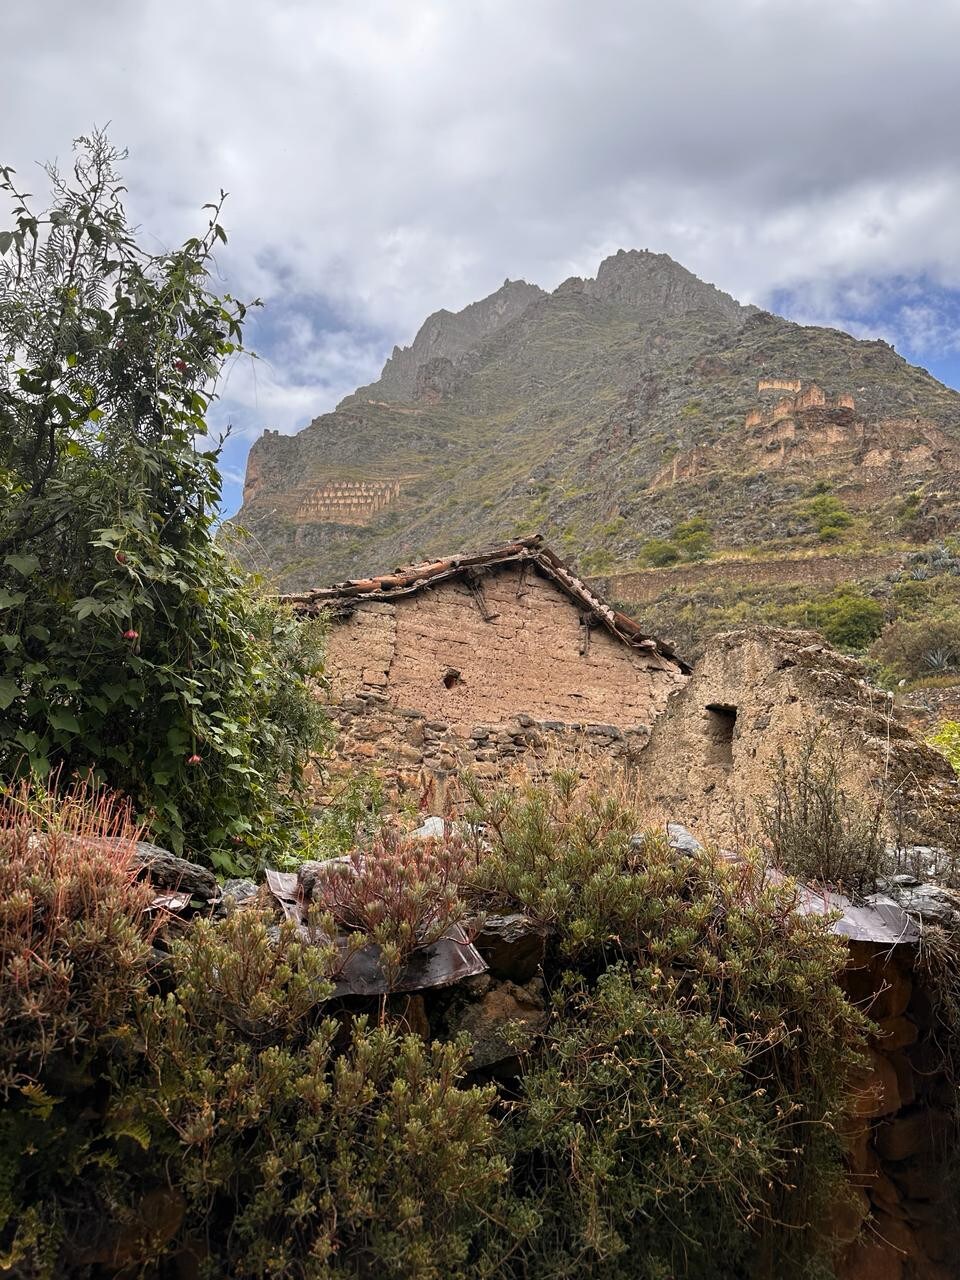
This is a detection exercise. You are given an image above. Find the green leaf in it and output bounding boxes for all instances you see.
[0,589,26,610]
[0,678,18,708]
[73,596,103,620]
[3,552,40,576]
[0,231,12,255]
[48,707,80,734]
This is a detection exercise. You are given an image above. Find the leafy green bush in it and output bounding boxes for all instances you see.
[640,536,680,567]
[138,912,506,1280]
[465,776,864,1278]
[3,776,867,1279]
[872,611,960,682]
[929,720,960,774]
[803,494,854,541]
[807,589,885,650]
[0,135,327,869]
[673,515,712,562]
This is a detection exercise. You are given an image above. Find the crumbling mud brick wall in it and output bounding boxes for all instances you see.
[638,627,960,848]
[319,561,685,798]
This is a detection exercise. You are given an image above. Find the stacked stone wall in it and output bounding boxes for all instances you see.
[837,942,957,1280]
[323,687,650,808]
[758,376,803,394]
[295,479,402,526]
[745,384,855,431]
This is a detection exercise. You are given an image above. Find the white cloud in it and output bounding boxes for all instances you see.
[6,0,960,463]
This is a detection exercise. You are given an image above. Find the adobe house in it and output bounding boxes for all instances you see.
[283,534,688,799]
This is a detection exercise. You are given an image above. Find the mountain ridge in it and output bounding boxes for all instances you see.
[234,250,960,651]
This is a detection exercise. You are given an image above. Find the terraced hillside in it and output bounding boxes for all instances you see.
[233,249,960,671]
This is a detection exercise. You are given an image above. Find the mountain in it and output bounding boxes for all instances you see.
[233,249,960,662]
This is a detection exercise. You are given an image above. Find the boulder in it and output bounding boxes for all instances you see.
[131,842,218,902]
[850,1048,901,1118]
[875,1109,952,1162]
[211,878,259,920]
[474,913,547,982]
[897,883,960,928]
[667,822,704,855]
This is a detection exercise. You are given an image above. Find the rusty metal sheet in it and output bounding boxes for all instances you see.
[145,890,192,913]
[330,925,486,997]
[262,867,487,994]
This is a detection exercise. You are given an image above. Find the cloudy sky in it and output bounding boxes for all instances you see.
[5,0,960,514]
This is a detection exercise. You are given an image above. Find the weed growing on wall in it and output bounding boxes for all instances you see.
[758,727,886,893]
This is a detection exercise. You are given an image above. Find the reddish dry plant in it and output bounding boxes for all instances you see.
[318,830,480,977]
[0,776,158,1092]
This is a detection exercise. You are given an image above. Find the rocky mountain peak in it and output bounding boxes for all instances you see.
[584,248,747,323]
[372,276,545,402]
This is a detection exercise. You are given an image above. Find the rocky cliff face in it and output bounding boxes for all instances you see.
[232,250,960,598]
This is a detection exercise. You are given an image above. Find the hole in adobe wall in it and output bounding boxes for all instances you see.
[442,668,462,690]
[704,704,737,767]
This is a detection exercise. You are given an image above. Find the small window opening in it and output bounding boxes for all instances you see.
[442,667,462,690]
[704,704,737,767]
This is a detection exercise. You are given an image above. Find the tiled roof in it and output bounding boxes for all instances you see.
[281,533,690,671]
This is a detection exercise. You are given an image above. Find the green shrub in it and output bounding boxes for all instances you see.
[138,913,506,1280]
[640,537,680,567]
[807,590,885,650]
[673,515,712,562]
[803,494,854,541]
[3,775,867,1280]
[758,728,886,893]
[467,775,867,1277]
[0,135,327,870]
[929,720,960,774]
[872,611,960,681]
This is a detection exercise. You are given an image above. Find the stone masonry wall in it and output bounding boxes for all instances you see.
[837,942,956,1280]
[295,479,403,526]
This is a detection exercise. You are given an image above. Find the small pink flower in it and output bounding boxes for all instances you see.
[122,629,139,640]
[186,753,202,766]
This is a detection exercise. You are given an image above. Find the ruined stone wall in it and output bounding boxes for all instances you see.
[295,479,403,526]
[836,942,957,1280]
[638,627,960,848]
[326,564,683,732]
[321,563,684,795]
[605,552,906,606]
[323,688,650,809]
[758,376,803,394]
[745,384,854,431]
